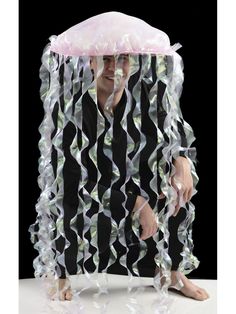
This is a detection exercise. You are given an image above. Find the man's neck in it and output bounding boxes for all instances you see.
[97,89,124,111]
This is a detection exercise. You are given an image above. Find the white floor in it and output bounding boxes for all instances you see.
[19,274,216,314]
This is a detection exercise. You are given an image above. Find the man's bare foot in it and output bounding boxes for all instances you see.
[170,271,210,301]
[154,268,210,301]
[48,278,73,301]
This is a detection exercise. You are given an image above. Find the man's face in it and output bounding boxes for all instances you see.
[91,54,130,95]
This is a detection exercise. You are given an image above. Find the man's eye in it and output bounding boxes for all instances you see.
[103,56,112,62]
[118,55,129,62]
[119,55,128,60]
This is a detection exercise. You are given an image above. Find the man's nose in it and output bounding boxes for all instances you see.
[107,59,115,71]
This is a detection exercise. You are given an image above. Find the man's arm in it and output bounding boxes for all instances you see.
[176,117,188,159]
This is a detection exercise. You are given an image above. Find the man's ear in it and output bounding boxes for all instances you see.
[90,56,96,69]
[90,56,98,78]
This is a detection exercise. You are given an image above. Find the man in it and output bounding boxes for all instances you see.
[54,54,209,301]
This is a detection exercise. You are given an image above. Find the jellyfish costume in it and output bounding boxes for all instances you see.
[29,11,200,304]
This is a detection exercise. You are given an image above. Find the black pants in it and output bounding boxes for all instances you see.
[52,181,186,278]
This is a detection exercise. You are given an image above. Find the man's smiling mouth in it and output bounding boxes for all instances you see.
[104,76,115,81]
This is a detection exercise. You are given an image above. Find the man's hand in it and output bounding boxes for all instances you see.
[171,156,193,216]
[132,195,158,240]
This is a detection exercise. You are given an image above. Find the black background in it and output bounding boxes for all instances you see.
[19,1,217,279]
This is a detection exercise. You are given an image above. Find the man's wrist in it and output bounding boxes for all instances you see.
[133,195,146,212]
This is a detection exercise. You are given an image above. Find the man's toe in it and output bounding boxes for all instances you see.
[65,289,73,300]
